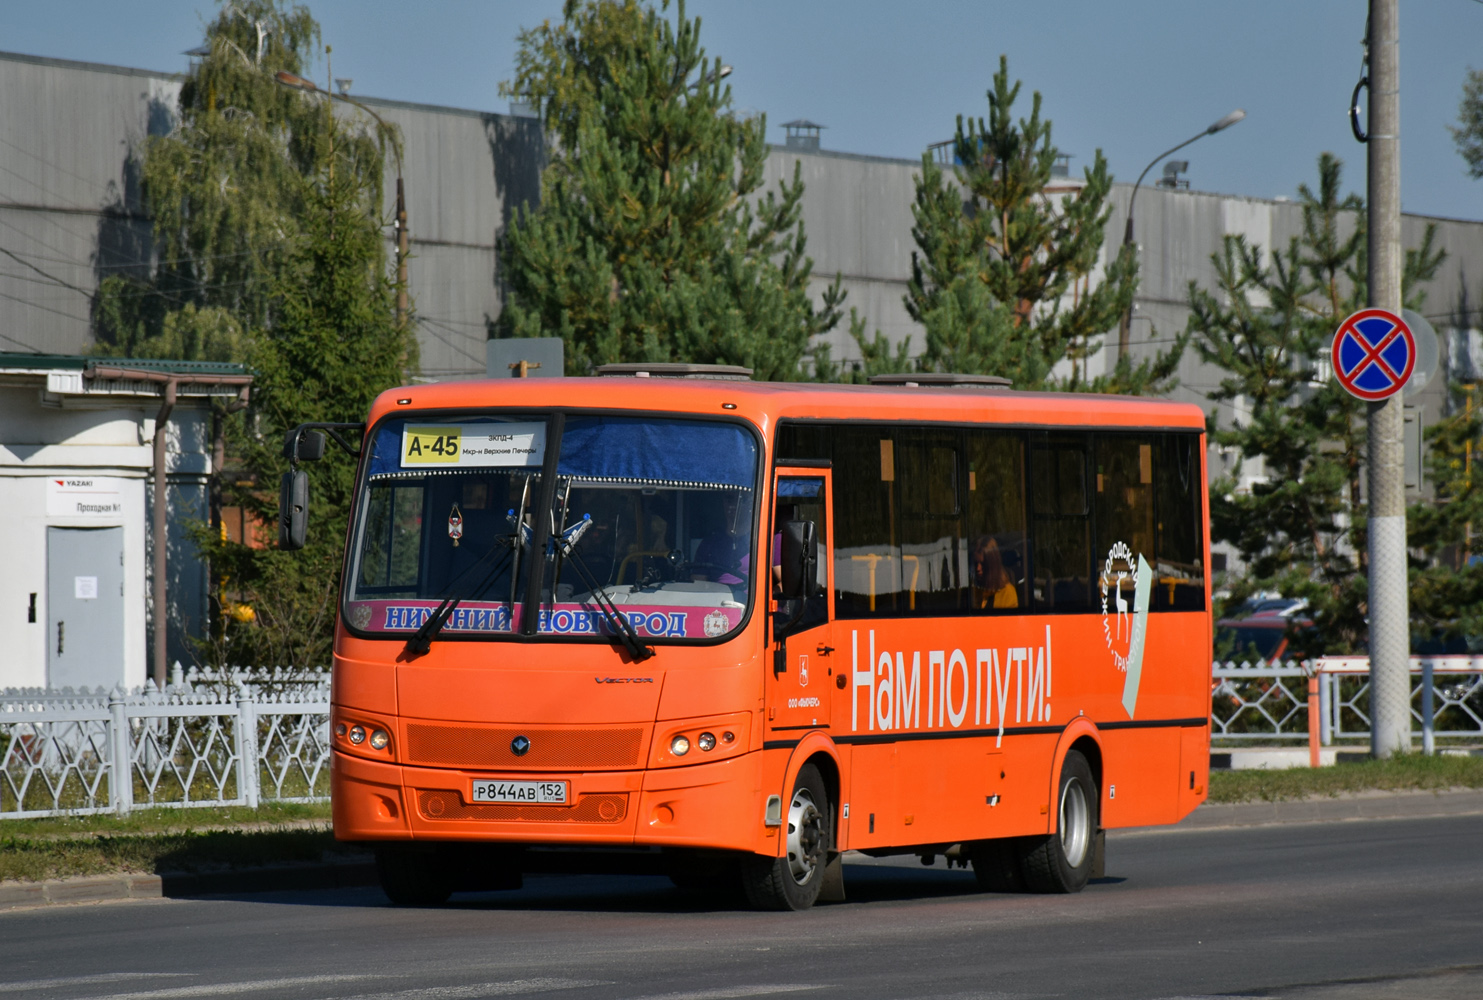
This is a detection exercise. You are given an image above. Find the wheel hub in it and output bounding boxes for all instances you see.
[786,787,825,885]
[1059,777,1090,868]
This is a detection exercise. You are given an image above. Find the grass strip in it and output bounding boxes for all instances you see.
[0,827,359,884]
[0,801,331,841]
[1207,752,1483,803]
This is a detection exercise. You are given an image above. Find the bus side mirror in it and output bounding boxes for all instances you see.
[296,430,326,462]
[779,520,817,599]
[279,470,309,550]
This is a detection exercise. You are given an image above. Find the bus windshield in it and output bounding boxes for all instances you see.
[344,413,760,643]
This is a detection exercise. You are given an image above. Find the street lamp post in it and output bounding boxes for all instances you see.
[1117,109,1246,359]
[276,70,408,329]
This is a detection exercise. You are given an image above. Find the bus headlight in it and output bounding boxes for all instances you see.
[369,729,390,750]
[652,713,751,767]
[348,725,366,745]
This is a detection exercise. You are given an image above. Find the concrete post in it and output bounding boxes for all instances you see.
[1366,0,1411,759]
[1421,659,1435,756]
[235,687,260,808]
[108,686,133,816]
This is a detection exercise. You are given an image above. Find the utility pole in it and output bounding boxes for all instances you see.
[1366,0,1411,758]
[396,177,408,328]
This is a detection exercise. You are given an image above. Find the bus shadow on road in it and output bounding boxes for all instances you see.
[197,864,1127,912]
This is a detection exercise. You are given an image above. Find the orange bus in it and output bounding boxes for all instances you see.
[289,364,1211,910]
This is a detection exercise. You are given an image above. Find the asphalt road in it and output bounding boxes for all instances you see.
[3,815,1481,1000]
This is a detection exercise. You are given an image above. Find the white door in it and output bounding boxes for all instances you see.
[47,526,125,690]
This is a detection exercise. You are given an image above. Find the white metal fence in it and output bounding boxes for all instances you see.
[5,659,1480,819]
[0,668,329,819]
[1212,657,1483,752]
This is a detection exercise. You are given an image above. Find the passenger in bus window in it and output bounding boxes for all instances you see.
[693,492,751,584]
[971,535,1019,609]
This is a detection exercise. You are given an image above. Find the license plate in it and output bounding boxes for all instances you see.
[469,779,568,805]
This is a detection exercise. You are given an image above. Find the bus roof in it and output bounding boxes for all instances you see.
[368,376,1206,433]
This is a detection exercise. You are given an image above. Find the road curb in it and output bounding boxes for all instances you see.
[0,858,376,912]
[1172,787,1483,831]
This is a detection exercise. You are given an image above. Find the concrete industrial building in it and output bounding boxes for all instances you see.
[3,48,1483,680]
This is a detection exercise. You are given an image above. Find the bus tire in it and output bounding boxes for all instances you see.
[1021,750,1098,894]
[969,837,1026,893]
[374,844,453,906]
[741,764,830,911]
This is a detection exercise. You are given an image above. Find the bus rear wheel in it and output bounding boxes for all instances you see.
[741,763,830,911]
[1020,750,1097,893]
[375,844,453,906]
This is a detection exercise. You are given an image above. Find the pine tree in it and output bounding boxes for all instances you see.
[1190,153,1444,654]
[495,0,843,379]
[1449,67,1483,179]
[888,56,1180,393]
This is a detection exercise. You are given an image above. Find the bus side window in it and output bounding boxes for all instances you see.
[897,433,963,614]
[964,430,1027,612]
[1030,434,1092,612]
[1153,433,1206,610]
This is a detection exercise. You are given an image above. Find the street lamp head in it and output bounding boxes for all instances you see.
[1207,109,1246,134]
[275,70,318,93]
[717,64,733,81]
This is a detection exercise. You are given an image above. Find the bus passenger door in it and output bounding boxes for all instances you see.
[767,469,835,733]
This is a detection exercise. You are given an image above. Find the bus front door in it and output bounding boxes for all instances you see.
[767,469,836,732]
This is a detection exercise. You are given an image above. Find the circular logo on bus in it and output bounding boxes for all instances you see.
[1100,541,1135,673]
[510,735,531,757]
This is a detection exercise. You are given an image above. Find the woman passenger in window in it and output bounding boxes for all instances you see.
[971,535,1018,609]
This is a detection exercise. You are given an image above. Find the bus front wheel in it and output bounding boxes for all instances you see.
[741,764,830,911]
[375,843,453,906]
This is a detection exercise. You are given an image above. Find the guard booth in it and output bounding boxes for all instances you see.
[0,354,251,691]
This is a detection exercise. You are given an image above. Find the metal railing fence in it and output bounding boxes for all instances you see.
[1212,657,1483,753]
[5,659,1479,818]
[1,671,329,819]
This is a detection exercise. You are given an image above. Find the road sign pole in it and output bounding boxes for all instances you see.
[1367,0,1411,758]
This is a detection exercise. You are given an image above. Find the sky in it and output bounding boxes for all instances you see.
[7,1,1483,220]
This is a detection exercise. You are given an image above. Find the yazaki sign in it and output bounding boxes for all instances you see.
[46,477,124,518]
[1331,308,1416,401]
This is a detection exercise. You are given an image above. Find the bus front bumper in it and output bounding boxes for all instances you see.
[332,748,770,853]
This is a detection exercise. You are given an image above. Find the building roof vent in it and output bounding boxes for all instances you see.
[595,363,754,381]
[867,372,1012,389]
[782,119,824,152]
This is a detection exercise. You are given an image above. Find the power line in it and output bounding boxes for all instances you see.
[0,244,90,296]
[0,288,90,324]
[0,133,116,197]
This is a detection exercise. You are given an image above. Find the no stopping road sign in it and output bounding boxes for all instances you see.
[1331,308,1415,401]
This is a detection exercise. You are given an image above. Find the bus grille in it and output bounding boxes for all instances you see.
[417,790,628,824]
[404,724,644,769]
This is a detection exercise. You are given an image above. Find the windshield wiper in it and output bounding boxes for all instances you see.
[400,536,514,660]
[404,595,460,658]
[556,513,654,663]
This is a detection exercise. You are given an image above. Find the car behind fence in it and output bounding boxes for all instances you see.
[3,660,1479,819]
